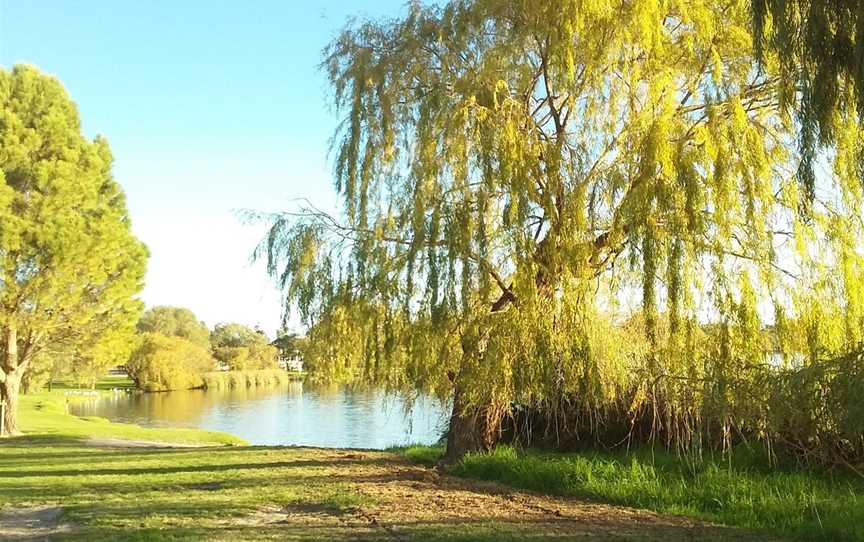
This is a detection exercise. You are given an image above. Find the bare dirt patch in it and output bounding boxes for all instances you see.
[0,506,73,541]
[235,448,784,541]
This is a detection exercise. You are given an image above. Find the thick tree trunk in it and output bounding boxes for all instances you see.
[444,384,506,462]
[1,323,22,437]
[1,371,21,436]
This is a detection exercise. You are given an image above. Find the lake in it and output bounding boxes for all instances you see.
[69,381,448,449]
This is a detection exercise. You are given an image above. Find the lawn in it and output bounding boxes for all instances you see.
[15,386,244,446]
[0,438,780,541]
[0,384,782,541]
[394,445,864,542]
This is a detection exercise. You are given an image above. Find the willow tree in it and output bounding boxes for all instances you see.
[0,65,148,435]
[264,0,864,459]
[752,0,864,203]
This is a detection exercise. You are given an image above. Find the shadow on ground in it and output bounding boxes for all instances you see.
[0,436,783,541]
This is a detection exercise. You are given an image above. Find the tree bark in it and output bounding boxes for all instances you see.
[444,383,505,462]
[441,227,626,461]
[1,323,21,437]
[1,370,21,436]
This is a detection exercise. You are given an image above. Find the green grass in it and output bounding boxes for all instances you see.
[0,440,630,542]
[386,444,445,466]
[1,391,625,541]
[0,439,378,540]
[396,444,864,541]
[18,388,245,446]
[9,381,860,540]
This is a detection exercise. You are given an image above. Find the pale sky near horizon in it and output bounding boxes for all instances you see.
[0,1,410,337]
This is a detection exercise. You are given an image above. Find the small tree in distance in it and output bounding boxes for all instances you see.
[210,323,278,371]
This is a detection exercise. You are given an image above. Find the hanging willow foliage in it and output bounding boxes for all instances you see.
[261,0,864,464]
[752,0,864,203]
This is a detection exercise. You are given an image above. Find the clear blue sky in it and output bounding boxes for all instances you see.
[0,0,409,336]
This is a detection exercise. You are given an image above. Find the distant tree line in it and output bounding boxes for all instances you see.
[126,306,294,392]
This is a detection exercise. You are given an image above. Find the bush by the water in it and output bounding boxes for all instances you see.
[202,369,295,389]
[126,333,215,391]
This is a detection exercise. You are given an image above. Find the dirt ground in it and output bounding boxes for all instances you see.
[0,443,785,541]
[228,448,782,541]
[0,506,74,541]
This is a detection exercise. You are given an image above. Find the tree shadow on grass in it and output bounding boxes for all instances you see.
[0,455,388,479]
[48,508,772,542]
[0,434,92,449]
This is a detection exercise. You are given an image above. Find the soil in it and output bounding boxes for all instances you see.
[230,448,783,541]
[0,506,73,541]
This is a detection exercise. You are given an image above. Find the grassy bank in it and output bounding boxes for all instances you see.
[0,440,778,542]
[202,369,301,389]
[396,444,864,541]
[17,387,245,446]
[0,385,813,540]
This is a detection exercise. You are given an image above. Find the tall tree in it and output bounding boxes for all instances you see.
[0,65,147,435]
[263,0,864,459]
[137,306,210,348]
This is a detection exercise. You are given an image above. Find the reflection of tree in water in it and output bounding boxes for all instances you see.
[72,380,446,447]
[84,381,305,426]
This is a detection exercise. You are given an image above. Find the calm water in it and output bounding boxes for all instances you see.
[70,381,448,449]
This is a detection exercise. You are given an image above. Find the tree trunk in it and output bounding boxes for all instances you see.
[1,323,21,437]
[444,384,505,462]
[1,371,21,436]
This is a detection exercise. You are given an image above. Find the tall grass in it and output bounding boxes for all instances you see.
[201,369,299,389]
[396,444,864,541]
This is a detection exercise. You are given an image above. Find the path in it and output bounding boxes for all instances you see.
[0,506,73,541]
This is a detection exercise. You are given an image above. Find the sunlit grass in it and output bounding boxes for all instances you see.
[18,388,245,446]
[395,444,864,541]
[386,444,445,466]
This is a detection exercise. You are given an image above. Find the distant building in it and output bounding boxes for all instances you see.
[272,332,306,372]
[279,355,304,372]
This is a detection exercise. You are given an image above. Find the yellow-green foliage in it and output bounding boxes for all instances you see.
[210,323,279,370]
[262,0,864,466]
[0,65,147,434]
[212,343,278,371]
[137,306,211,348]
[202,369,294,389]
[126,333,216,392]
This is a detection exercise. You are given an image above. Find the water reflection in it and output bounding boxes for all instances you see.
[70,381,447,449]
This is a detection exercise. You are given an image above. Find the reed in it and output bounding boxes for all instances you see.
[201,369,299,389]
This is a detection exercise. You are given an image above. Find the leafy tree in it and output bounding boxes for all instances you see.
[210,323,278,370]
[137,306,210,348]
[752,0,864,203]
[126,333,215,392]
[262,0,864,461]
[271,329,306,360]
[0,65,147,435]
